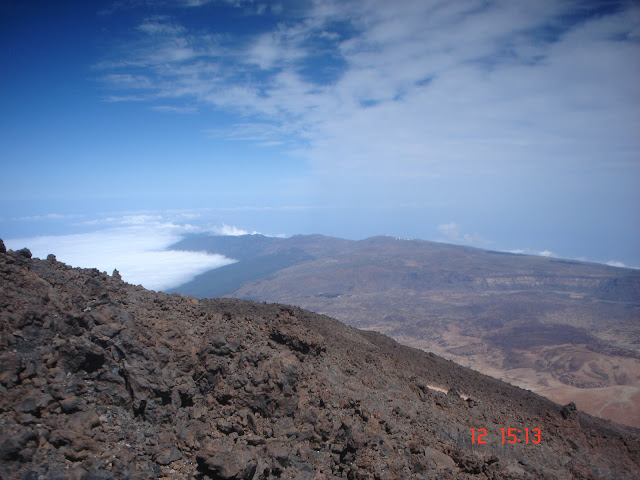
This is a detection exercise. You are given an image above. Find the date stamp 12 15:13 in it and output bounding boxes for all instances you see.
[470,428,542,444]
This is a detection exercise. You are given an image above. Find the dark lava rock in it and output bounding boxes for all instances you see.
[561,401,578,420]
[154,446,183,466]
[0,244,639,479]
[197,445,257,480]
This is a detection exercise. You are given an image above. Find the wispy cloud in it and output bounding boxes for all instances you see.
[436,222,487,247]
[208,223,260,236]
[98,0,239,16]
[90,1,640,265]
[16,213,81,221]
[507,248,555,257]
[137,16,186,36]
[606,260,626,268]
[151,104,198,114]
[96,1,640,179]
[505,250,638,269]
[206,121,298,147]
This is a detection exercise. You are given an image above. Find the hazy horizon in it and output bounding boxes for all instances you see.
[2,1,639,285]
[3,210,638,292]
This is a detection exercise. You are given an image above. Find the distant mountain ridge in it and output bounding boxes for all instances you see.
[169,234,358,298]
[169,233,640,427]
[170,234,639,301]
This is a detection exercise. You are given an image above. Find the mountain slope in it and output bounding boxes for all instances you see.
[169,234,640,428]
[2,241,640,479]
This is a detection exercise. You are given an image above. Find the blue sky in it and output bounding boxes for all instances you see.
[1,0,639,287]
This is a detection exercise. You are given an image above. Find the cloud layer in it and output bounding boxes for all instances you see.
[4,219,236,291]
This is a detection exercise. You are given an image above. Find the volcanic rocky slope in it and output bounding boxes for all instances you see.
[1,241,639,479]
[169,234,640,428]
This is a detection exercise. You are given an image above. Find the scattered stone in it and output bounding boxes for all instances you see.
[59,395,84,414]
[196,447,257,480]
[561,401,578,420]
[0,245,638,479]
[154,446,182,465]
[0,428,38,462]
[447,387,460,397]
[0,352,23,388]
[18,392,54,415]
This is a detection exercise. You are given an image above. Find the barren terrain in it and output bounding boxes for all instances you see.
[171,234,640,428]
[2,239,640,479]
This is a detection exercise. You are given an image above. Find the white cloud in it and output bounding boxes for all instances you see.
[507,247,556,259]
[96,1,640,183]
[208,224,260,236]
[506,251,639,268]
[180,0,214,6]
[74,209,281,236]
[606,260,626,268]
[138,17,186,36]
[4,222,235,291]
[103,94,149,102]
[436,222,461,241]
[206,122,297,146]
[436,222,486,246]
[100,73,153,89]
[16,213,80,221]
[3,208,302,289]
[151,104,198,114]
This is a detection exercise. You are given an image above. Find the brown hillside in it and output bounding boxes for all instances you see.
[1,241,639,479]
[171,234,640,427]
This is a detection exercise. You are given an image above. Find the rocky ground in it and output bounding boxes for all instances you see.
[171,234,640,427]
[1,239,639,479]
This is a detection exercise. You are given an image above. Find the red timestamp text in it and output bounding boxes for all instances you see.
[470,428,542,444]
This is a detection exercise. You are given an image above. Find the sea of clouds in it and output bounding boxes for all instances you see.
[3,213,264,291]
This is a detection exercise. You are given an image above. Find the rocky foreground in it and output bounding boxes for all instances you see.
[0,240,639,479]
[168,234,640,428]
